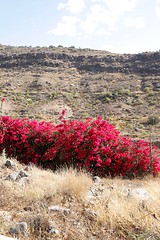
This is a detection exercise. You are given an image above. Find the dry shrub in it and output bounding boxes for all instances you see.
[54,167,92,201]
[23,167,58,202]
[1,158,160,239]
[91,176,160,239]
[0,159,92,208]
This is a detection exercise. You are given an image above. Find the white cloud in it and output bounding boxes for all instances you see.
[79,4,114,36]
[91,0,139,16]
[80,20,98,35]
[79,0,140,36]
[124,17,146,28]
[49,0,141,37]
[89,4,114,28]
[155,6,160,16]
[58,3,66,10]
[48,16,80,36]
[58,0,86,14]
[95,28,111,36]
[155,0,160,17]
[87,0,140,26]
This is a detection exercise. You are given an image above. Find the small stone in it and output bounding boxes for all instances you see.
[17,222,28,234]
[4,160,15,169]
[127,188,149,200]
[48,205,61,212]
[0,211,12,222]
[86,188,96,200]
[19,170,29,178]
[48,205,70,214]
[49,228,60,235]
[3,214,12,222]
[92,176,101,183]
[8,226,17,235]
[17,177,29,186]
[9,222,28,236]
[89,188,95,194]
[5,172,19,181]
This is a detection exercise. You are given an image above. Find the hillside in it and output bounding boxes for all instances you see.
[0,44,160,142]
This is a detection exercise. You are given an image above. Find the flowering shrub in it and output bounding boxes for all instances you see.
[0,118,5,148]
[42,116,121,172]
[0,97,6,154]
[42,116,160,177]
[0,114,160,178]
[1,116,57,165]
[0,128,4,154]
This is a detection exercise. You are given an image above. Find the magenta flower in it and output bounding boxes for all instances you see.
[1,98,5,102]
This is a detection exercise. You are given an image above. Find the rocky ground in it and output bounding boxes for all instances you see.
[0,156,160,240]
[0,44,160,143]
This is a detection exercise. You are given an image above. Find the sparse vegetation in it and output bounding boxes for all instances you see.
[0,44,160,239]
[0,157,160,239]
[146,116,160,126]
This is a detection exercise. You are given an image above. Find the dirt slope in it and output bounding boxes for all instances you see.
[0,44,160,141]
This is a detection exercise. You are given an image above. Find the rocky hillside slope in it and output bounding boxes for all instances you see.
[0,44,160,141]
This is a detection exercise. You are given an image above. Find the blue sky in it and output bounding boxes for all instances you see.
[0,0,160,53]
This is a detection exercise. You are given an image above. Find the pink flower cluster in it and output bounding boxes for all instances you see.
[0,116,56,165]
[0,115,160,178]
[1,98,5,103]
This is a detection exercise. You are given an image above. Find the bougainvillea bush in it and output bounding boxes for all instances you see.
[0,97,5,153]
[0,115,160,178]
[0,127,4,154]
[42,116,160,177]
[1,116,57,165]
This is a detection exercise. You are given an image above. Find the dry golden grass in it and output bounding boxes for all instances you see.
[0,156,160,239]
[54,168,92,201]
[91,177,160,239]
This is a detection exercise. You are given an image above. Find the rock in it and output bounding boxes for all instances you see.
[153,82,160,90]
[18,170,29,178]
[48,205,70,214]
[0,235,17,240]
[17,177,29,186]
[5,172,19,181]
[4,160,15,169]
[48,205,61,211]
[48,228,60,235]
[127,188,149,201]
[9,226,18,235]
[92,176,101,183]
[0,211,12,222]
[9,222,28,236]
[87,188,96,198]
[5,170,29,183]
